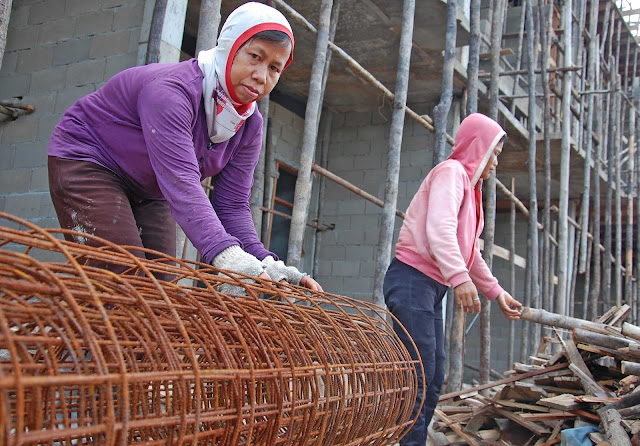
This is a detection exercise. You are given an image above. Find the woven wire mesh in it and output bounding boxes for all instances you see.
[0,212,421,445]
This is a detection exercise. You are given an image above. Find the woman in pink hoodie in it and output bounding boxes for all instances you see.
[384,113,522,445]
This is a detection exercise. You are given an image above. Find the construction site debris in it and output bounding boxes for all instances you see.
[431,305,640,445]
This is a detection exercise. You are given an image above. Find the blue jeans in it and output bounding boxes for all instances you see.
[384,258,448,446]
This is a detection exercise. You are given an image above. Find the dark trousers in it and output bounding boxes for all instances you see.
[384,257,448,446]
[48,156,176,270]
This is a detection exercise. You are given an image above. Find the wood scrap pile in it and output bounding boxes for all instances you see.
[429,305,640,446]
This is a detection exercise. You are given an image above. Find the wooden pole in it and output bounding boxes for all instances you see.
[251,98,270,235]
[0,0,13,71]
[372,0,415,309]
[509,4,527,116]
[598,408,632,446]
[287,0,333,269]
[433,0,457,166]
[525,0,540,352]
[589,40,603,320]
[582,218,593,320]
[626,97,636,305]
[481,0,505,387]
[615,75,623,307]
[578,0,598,274]
[195,0,222,55]
[145,0,168,64]
[568,201,578,317]
[448,0,481,393]
[556,0,573,319]
[603,56,616,310]
[600,1,611,64]
[312,0,342,279]
[510,178,517,365]
[466,0,481,117]
[539,0,553,333]
[520,307,612,333]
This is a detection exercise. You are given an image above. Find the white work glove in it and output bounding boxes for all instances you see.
[211,245,264,295]
[262,255,307,285]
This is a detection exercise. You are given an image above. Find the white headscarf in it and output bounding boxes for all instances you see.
[197,2,294,143]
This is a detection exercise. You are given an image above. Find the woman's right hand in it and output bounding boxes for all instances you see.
[454,281,481,314]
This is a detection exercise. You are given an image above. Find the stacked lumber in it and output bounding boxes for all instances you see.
[429,305,640,446]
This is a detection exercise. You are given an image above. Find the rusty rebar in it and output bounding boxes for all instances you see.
[0,212,421,445]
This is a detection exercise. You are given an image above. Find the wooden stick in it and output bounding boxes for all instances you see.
[433,409,482,446]
[438,361,569,402]
[598,408,632,445]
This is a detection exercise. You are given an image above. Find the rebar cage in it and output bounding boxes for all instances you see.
[0,212,421,445]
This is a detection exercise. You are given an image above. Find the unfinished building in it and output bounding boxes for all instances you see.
[1,0,640,393]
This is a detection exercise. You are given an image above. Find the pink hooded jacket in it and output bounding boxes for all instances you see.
[395,113,506,299]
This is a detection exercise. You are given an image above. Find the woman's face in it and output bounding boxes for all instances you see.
[230,38,292,103]
[480,141,503,180]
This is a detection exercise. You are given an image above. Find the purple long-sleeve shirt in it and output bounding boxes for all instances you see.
[48,59,274,263]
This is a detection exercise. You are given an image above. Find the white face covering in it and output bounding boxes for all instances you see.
[197,2,294,144]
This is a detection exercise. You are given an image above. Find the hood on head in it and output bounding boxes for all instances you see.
[447,113,506,187]
[214,1,294,105]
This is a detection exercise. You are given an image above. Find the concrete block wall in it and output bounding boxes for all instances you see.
[0,0,145,233]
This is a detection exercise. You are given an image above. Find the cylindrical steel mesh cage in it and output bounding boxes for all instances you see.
[0,212,422,445]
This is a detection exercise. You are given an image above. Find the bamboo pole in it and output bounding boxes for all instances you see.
[372,0,415,309]
[433,0,458,166]
[480,0,506,387]
[525,0,540,350]
[556,0,573,319]
[195,0,222,55]
[287,0,333,269]
[578,0,599,274]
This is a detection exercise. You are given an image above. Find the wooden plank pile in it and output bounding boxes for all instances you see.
[428,305,640,445]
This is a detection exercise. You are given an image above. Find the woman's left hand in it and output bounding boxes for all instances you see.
[496,291,522,320]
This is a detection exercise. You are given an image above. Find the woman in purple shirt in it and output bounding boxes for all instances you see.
[48,2,322,293]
